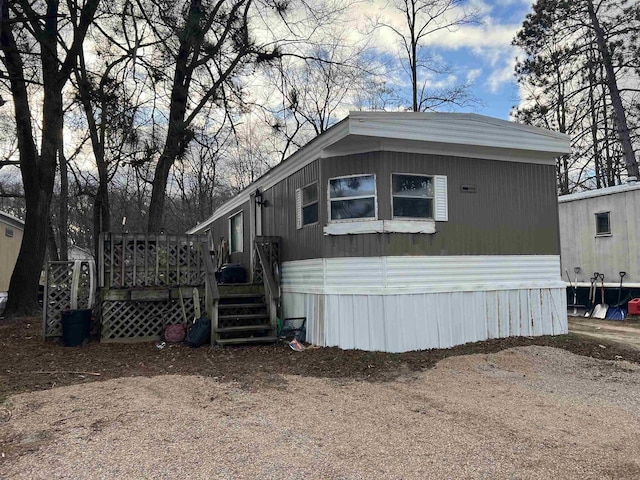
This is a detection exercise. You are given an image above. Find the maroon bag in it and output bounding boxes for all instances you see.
[164,323,186,343]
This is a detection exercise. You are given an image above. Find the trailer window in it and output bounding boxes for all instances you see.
[229,212,243,252]
[392,174,433,219]
[595,212,611,236]
[296,182,318,228]
[328,174,377,221]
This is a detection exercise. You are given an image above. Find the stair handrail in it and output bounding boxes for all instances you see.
[200,241,219,345]
[200,241,220,301]
[255,241,280,301]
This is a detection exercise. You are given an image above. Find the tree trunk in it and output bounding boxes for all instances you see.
[586,0,639,178]
[58,133,69,261]
[147,144,180,233]
[587,56,603,188]
[93,175,111,261]
[47,219,59,261]
[2,0,100,316]
[1,8,58,315]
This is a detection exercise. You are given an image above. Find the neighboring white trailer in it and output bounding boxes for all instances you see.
[559,181,640,289]
[0,211,24,294]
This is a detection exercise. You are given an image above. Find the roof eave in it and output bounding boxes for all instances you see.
[186,118,352,233]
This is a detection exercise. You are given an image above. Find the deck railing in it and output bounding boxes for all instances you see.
[97,233,210,342]
[98,233,208,289]
[254,237,281,331]
[200,240,220,345]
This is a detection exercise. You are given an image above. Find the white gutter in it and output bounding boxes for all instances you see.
[558,182,640,203]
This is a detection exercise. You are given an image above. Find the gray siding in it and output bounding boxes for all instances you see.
[208,200,251,267]
[262,161,322,262]
[210,151,559,269]
[320,151,559,258]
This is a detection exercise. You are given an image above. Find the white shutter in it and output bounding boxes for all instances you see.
[295,188,303,229]
[434,175,448,222]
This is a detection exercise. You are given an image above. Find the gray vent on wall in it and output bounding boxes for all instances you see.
[460,184,477,193]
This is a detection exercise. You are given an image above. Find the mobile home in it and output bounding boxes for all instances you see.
[190,112,571,352]
[0,210,24,293]
[559,182,640,303]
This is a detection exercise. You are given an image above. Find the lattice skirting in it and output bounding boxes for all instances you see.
[101,298,198,343]
[44,261,94,338]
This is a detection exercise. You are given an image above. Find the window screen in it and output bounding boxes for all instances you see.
[392,174,433,219]
[302,183,318,226]
[595,212,610,236]
[328,174,376,221]
[229,212,243,252]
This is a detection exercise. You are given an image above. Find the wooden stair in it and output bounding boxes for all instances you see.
[215,284,277,345]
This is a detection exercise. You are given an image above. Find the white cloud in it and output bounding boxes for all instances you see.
[349,0,523,54]
[466,68,482,83]
[486,55,516,93]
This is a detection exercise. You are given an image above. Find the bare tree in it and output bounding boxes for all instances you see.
[513,0,639,191]
[0,0,101,315]
[71,0,153,258]
[264,34,388,160]
[168,120,235,230]
[140,0,285,232]
[585,0,638,178]
[376,0,479,112]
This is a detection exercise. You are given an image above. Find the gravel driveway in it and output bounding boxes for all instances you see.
[2,345,640,479]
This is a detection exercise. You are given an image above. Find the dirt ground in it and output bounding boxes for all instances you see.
[568,316,640,350]
[2,316,640,478]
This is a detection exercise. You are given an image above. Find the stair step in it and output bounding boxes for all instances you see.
[218,303,267,310]
[218,313,269,320]
[218,284,263,295]
[219,292,264,298]
[216,336,278,345]
[218,295,264,305]
[215,325,273,333]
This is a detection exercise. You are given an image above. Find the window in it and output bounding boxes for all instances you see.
[392,174,433,219]
[328,174,377,221]
[5,228,13,238]
[595,212,611,236]
[296,183,319,228]
[229,212,243,252]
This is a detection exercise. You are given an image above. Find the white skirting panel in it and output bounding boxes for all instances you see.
[280,255,567,352]
[282,288,567,353]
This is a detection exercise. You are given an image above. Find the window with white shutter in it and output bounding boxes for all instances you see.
[391,174,433,219]
[297,182,318,228]
[433,175,448,222]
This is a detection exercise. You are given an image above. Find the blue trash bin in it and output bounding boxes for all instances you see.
[61,309,92,347]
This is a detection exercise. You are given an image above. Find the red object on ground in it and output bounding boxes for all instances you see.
[628,298,640,315]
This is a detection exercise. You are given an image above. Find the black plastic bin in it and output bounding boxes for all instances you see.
[61,309,92,347]
[217,263,247,284]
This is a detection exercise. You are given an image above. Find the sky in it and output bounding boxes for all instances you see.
[355,0,535,119]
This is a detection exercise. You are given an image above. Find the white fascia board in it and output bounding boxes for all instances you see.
[187,120,351,233]
[349,111,570,141]
[0,211,25,230]
[558,182,640,203]
[324,137,561,165]
[348,112,571,156]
